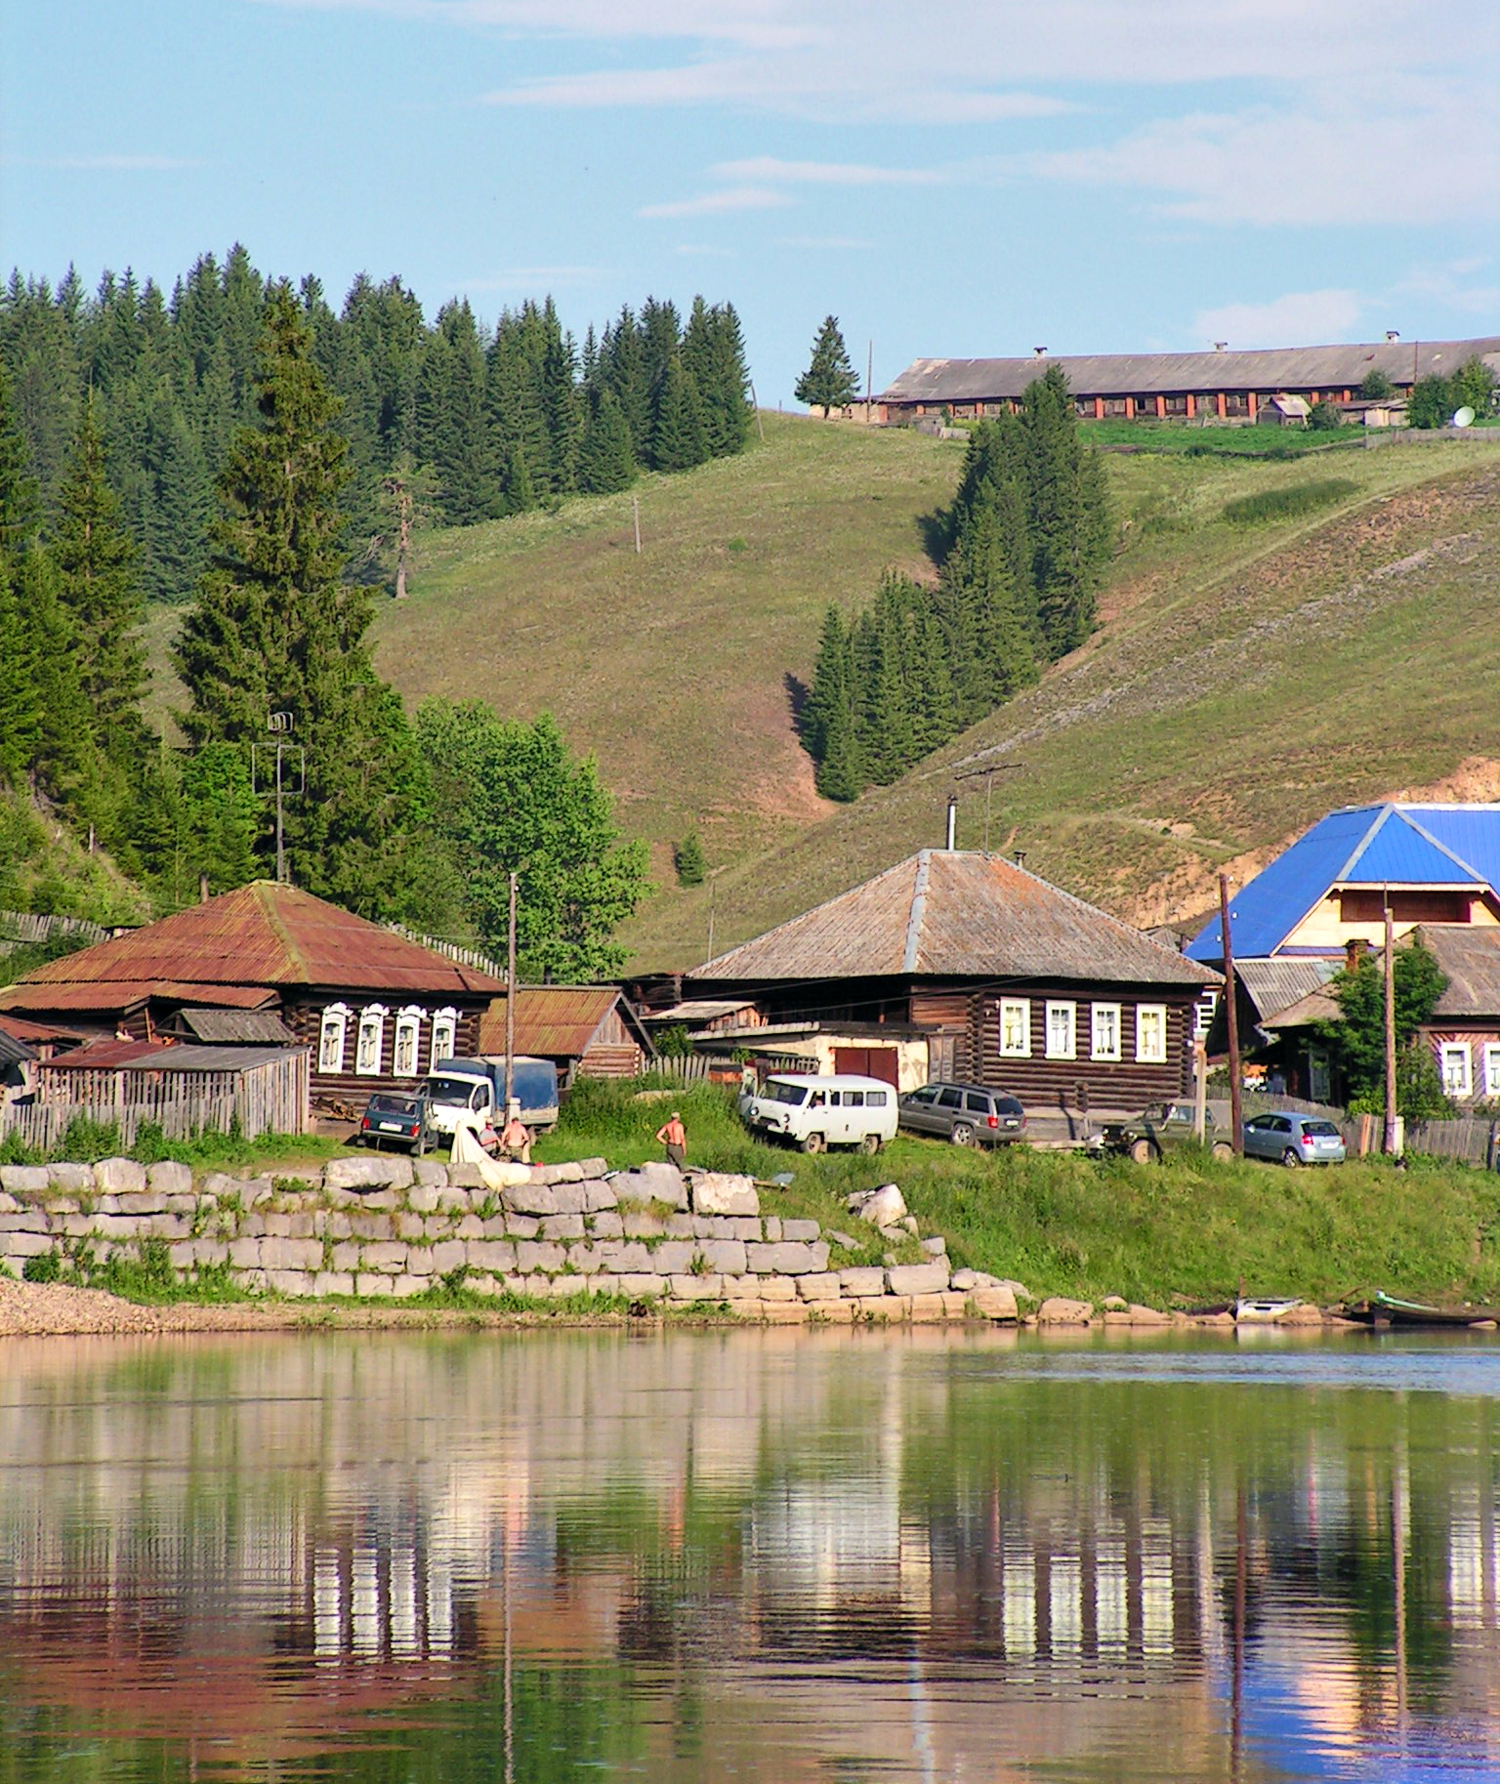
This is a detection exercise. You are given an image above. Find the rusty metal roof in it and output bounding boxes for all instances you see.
[0,1012,85,1045]
[5,882,502,1000]
[39,1039,172,1070]
[479,986,652,1059]
[0,980,277,1014]
[880,337,1500,404]
[690,851,1217,988]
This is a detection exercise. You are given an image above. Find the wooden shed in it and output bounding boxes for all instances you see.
[479,986,655,1087]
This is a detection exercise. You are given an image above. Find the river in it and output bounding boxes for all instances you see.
[1,1327,1498,1781]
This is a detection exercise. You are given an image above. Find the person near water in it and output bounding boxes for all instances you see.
[499,1102,532,1163]
[656,1110,686,1170]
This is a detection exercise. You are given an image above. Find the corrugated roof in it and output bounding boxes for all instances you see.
[0,1013,84,1046]
[40,1040,304,1074]
[0,981,277,1013]
[1260,986,1341,1031]
[479,986,651,1059]
[1188,805,1500,962]
[5,882,502,999]
[690,851,1216,988]
[1416,926,1500,1020]
[880,337,1500,404]
[641,999,759,1024]
[1235,957,1340,1023]
[39,1039,171,1070]
[0,1025,35,1067]
[175,1007,297,1044]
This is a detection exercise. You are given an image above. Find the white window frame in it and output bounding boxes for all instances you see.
[999,998,1032,1059]
[1484,1044,1500,1100]
[355,1004,388,1077]
[1440,1042,1472,1099]
[393,1006,424,1078]
[1193,990,1218,1041]
[1045,1001,1076,1061]
[429,1006,457,1070]
[1136,1004,1168,1064]
[318,1002,350,1074]
[1091,1002,1122,1062]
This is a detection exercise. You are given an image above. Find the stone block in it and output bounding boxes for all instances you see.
[812,1298,856,1323]
[582,1179,617,1212]
[504,1182,561,1217]
[267,1269,318,1297]
[229,1237,263,1268]
[763,1217,781,1242]
[244,1178,276,1207]
[855,1296,898,1321]
[849,1182,906,1226]
[921,1236,948,1257]
[355,1273,394,1297]
[537,1160,584,1185]
[411,1161,448,1188]
[908,1293,947,1323]
[426,1238,465,1274]
[825,1229,856,1250]
[940,1291,970,1319]
[745,1241,829,1276]
[167,1241,199,1272]
[795,1272,842,1302]
[315,1271,355,1297]
[577,1157,608,1180]
[391,1275,429,1298]
[762,1301,811,1324]
[598,1240,652,1273]
[969,1285,1019,1322]
[753,1275,797,1302]
[327,1155,414,1192]
[539,1213,585,1240]
[690,1173,760,1217]
[146,1160,194,1196]
[361,1241,409,1273]
[886,1262,950,1297]
[669,1274,724,1300]
[623,1211,668,1239]
[0,1166,48,1196]
[479,1215,510,1238]
[445,1165,485,1189]
[330,1242,362,1272]
[467,1239,517,1272]
[47,1163,94,1194]
[362,1190,399,1210]
[1038,1297,1093,1325]
[2,1232,54,1257]
[93,1157,146,1195]
[652,1241,696,1275]
[402,1248,436,1275]
[506,1216,540,1239]
[263,1212,293,1237]
[615,1162,688,1210]
[838,1267,885,1297]
[453,1214,484,1238]
[720,1275,762,1300]
[696,1239,746,1275]
[407,1185,440,1215]
[515,1240,565,1273]
[260,1237,323,1272]
[781,1218,820,1243]
[618,1273,667,1299]
[564,1244,607,1274]
[548,1184,590,1216]
[665,1213,696,1237]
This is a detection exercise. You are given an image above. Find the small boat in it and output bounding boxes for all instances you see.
[1235,1297,1304,1324]
[1344,1291,1500,1329]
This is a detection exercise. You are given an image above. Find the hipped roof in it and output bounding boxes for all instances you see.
[2,882,502,1002]
[690,851,1216,989]
[479,986,654,1059]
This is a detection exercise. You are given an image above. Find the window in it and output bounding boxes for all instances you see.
[1045,1002,1076,1060]
[393,1006,423,1077]
[844,1090,865,1107]
[1136,1005,1168,1064]
[1441,1043,1472,1099]
[937,1087,964,1109]
[999,998,1031,1058]
[1091,1003,1122,1062]
[1485,1045,1500,1099]
[1194,990,1218,1040]
[318,1003,350,1074]
[964,1091,992,1113]
[429,1007,457,1071]
[355,1005,388,1076]
[867,1090,888,1107]
[908,1086,938,1105]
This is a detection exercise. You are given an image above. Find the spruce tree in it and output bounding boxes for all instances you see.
[674,828,706,886]
[802,604,851,762]
[0,360,41,561]
[795,316,860,415]
[1022,365,1108,657]
[176,283,436,916]
[0,558,42,787]
[149,409,212,602]
[650,357,708,471]
[602,307,650,464]
[816,700,863,801]
[575,388,636,495]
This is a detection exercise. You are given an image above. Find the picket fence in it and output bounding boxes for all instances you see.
[0,909,111,951]
[1232,1091,1499,1168]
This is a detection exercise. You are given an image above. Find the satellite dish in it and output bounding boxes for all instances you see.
[1453,405,1476,429]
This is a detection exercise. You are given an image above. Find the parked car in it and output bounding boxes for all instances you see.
[358,1090,433,1155]
[1242,1111,1347,1166]
[741,1073,899,1154]
[899,1082,1027,1147]
[1089,1101,1233,1163]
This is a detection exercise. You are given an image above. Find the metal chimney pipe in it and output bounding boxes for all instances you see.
[945,798,957,851]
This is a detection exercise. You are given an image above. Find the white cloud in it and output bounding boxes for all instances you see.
[1394,261,1500,318]
[712,156,944,187]
[1193,289,1365,349]
[637,186,791,219]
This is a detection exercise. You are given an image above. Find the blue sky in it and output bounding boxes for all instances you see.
[4,0,1498,405]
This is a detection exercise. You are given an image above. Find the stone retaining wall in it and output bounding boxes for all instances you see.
[0,1156,1019,1324]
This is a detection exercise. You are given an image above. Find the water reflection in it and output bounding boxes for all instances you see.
[0,1329,1498,1781]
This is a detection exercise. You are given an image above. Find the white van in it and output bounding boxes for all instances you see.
[742,1073,899,1154]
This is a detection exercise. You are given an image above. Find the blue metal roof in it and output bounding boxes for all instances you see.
[1185,804,1500,962]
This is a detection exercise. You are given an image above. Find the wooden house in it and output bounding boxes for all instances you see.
[686,850,1217,1110]
[479,986,654,1088]
[0,881,502,1102]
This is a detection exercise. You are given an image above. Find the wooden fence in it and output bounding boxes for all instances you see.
[0,909,111,952]
[1,1094,240,1152]
[1223,1092,1499,1167]
[384,924,506,981]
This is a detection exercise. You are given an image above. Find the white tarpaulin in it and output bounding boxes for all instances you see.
[449,1121,532,1190]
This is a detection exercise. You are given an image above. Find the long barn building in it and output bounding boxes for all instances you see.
[875,335,1500,426]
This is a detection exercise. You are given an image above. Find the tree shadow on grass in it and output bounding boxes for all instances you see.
[916,507,951,569]
[784,672,812,750]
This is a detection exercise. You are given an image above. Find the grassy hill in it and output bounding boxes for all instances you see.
[368,416,1500,967]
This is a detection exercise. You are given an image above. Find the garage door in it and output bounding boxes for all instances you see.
[834,1047,898,1088]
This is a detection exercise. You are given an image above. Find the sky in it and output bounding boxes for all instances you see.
[4,0,1499,406]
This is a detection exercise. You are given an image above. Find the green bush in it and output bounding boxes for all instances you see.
[23,1250,61,1284]
[1221,478,1358,525]
[1306,400,1343,432]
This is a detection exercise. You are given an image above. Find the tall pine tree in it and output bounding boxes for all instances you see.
[795,316,860,415]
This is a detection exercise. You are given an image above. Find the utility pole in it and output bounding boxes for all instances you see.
[632,494,641,555]
[505,870,517,1117]
[1220,872,1243,1156]
[253,712,300,885]
[1384,896,1399,1155]
[866,339,873,425]
[748,382,766,442]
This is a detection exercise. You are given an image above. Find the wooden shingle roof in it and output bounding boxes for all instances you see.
[690,851,1216,988]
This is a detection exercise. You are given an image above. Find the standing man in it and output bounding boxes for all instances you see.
[656,1109,687,1171]
[499,1101,533,1163]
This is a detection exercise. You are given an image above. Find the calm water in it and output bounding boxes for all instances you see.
[2,1329,1499,1783]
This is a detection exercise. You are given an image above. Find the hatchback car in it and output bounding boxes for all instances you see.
[1242,1111,1347,1166]
[899,1082,1027,1147]
[358,1091,433,1155]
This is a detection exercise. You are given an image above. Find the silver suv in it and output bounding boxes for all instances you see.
[899,1082,1027,1147]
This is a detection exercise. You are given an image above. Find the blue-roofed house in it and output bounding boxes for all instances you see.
[1187,805,1500,967]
